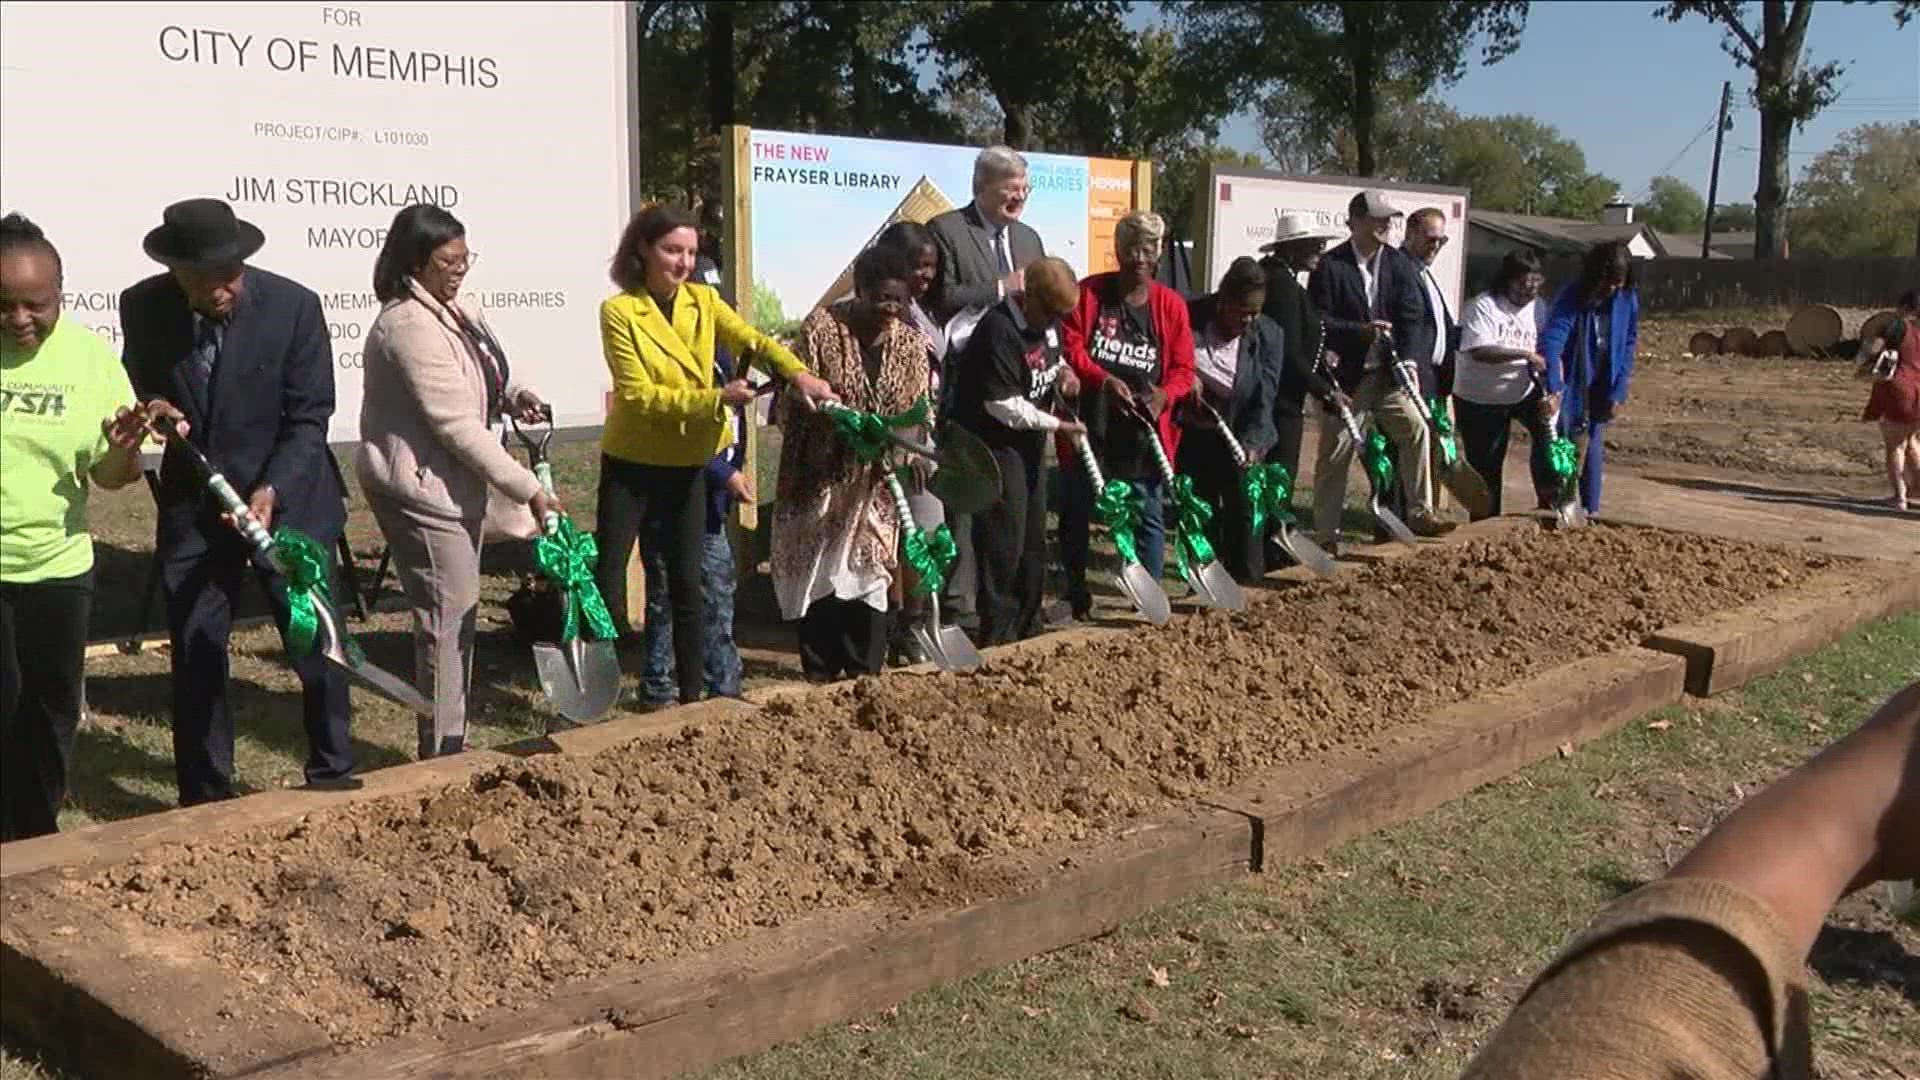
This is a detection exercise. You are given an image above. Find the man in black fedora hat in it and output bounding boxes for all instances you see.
[120,197,359,805]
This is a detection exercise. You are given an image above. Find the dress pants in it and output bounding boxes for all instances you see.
[798,596,890,681]
[1312,369,1431,542]
[0,572,91,840]
[1058,462,1165,611]
[594,455,707,703]
[163,534,354,806]
[640,529,743,705]
[973,442,1047,646]
[1178,435,1263,583]
[1454,391,1557,520]
[367,497,483,757]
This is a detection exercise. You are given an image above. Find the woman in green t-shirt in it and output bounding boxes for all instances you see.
[0,213,153,840]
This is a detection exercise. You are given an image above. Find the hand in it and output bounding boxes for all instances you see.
[1147,387,1168,418]
[1101,379,1135,406]
[225,486,275,534]
[1057,368,1081,400]
[530,489,562,526]
[512,390,551,426]
[791,371,840,409]
[1056,418,1087,437]
[1537,392,1560,419]
[102,406,150,451]
[1002,267,1025,296]
[719,379,757,407]
[1328,389,1355,416]
[1527,352,1547,376]
[725,470,755,504]
[142,398,190,442]
[1362,319,1393,342]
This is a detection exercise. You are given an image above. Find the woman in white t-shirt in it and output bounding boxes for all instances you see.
[1453,249,1556,519]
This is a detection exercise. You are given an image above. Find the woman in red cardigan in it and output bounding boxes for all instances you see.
[1056,210,1195,619]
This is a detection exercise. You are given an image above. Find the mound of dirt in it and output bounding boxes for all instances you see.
[25,527,1830,1047]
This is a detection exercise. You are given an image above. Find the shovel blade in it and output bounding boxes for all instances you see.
[1441,461,1495,521]
[1277,526,1338,578]
[1184,559,1247,611]
[1116,564,1173,625]
[1551,499,1589,530]
[311,593,434,716]
[533,637,622,723]
[1371,498,1420,547]
[912,620,984,672]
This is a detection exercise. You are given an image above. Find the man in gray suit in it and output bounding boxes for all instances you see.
[925,146,1048,628]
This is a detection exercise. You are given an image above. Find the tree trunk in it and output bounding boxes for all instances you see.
[1000,97,1030,149]
[1753,106,1790,260]
[1341,2,1379,177]
[705,0,735,133]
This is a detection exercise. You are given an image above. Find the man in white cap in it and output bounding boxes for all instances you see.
[1308,189,1455,547]
[1257,211,1346,533]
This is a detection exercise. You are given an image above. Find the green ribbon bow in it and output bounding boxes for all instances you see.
[1167,474,1217,579]
[1427,396,1461,467]
[825,396,932,464]
[902,522,958,597]
[1093,479,1143,565]
[1363,432,1396,495]
[1545,433,1580,501]
[271,526,335,659]
[535,517,618,643]
[1243,462,1296,533]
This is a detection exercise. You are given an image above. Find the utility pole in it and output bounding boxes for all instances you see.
[1701,80,1732,260]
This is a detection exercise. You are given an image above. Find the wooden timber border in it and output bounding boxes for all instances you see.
[3,527,1914,1080]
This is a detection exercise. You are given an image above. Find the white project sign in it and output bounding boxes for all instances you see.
[1198,167,1469,313]
[0,1,636,440]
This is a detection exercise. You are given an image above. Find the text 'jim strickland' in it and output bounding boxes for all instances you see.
[158,26,499,89]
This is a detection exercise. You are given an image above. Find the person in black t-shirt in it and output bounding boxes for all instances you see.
[945,256,1084,645]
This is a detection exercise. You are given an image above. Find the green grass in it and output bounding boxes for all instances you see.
[704,611,1920,1079]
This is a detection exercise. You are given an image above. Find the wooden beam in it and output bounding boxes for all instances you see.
[720,123,759,534]
[1130,159,1153,214]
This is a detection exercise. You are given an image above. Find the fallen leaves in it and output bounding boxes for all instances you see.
[1647,719,1672,732]
[1147,965,1170,988]
[1121,995,1160,1024]
[1556,742,1575,759]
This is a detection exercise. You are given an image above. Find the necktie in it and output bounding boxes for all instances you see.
[186,317,220,417]
[994,229,1012,275]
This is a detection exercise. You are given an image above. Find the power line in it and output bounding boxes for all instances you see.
[1638,114,1721,194]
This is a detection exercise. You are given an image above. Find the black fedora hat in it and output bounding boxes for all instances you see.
[143,198,266,268]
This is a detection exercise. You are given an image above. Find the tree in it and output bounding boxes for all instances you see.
[1154,143,1267,240]
[1655,0,1918,260]
[1179,1,1528,177]
[1789,121,1920,256]
[1709,202,1757,232]
[1643,175,1707,234]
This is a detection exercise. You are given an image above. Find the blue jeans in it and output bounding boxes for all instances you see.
[640,530,742,705]
[1058,464,1164,606]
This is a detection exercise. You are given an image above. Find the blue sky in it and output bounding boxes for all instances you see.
[1188,0,1918,207]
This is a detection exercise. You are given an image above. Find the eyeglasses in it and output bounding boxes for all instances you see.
[1419,234,1449,248]
[434,251,478,273]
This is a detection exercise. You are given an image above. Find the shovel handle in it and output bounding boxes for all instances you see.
[1072,433,1108,489]
[881,469,919,532]
[1198,397,1250,470]
[1125,400,1180,485]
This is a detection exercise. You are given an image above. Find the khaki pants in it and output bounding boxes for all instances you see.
[369,497,483,759]
[1313,368,1432,541]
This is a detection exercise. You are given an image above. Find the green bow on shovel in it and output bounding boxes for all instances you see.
[902,520,958,597]
[1363,431,1397,494]
[1093,479,1143,564]
[1427,396,1462,467]
[1167,475,1217,580]
[1546,433,1579,488]
[533,517,618,643]
[823,397,933,464]
[1243,462,1297,533]
[272,526,350,661]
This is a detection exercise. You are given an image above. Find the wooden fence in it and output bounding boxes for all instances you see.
[1464,254,1917,313]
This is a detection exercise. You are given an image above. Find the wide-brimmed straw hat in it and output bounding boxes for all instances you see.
[1258,211,1345,252]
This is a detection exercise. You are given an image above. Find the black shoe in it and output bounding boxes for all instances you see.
[301,775,365,792]
[1067,586,1093,621]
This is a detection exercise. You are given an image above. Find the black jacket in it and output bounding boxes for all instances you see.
[1403,250,1459,397]
[926,202,1046,324]
[122,266,348,555]
[1185,295,1280,457]
[1258,257,1338,413]
[1307,239,1433,396]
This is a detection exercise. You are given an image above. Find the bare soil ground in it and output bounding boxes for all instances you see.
[6,526,1833,1049]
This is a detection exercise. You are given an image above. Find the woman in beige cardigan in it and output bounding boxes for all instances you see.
[357,204,555,758]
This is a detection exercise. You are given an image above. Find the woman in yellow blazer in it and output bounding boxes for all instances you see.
[598,204,837,704]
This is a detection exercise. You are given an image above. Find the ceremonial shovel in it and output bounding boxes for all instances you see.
[880,470,983,672]
[1127,402,1245,611]
[1069,430,1172,625]
[1530,372,1589,531]
[1312,322,1416,547]
[1194,396,1337,579]
[510,414,622,724]
[152,420,433,716]
[1382,336,1494,520]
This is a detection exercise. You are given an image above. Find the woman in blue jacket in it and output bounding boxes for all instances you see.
[1539,241,1638,515]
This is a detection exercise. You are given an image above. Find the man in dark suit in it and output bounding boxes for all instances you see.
[1402,206,1459,514]
[1307,190,1455,546]
[121,199,358,805]
[925,146,1048,627]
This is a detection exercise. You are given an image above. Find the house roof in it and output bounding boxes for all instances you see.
[1650,231,1734,260]
[1709,231,1756,258]
[1468,209,1661,257]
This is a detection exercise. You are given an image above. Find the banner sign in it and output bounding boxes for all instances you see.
[0,1,635,439]
[1200,167,1469,311]
[746,129,1138,328]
